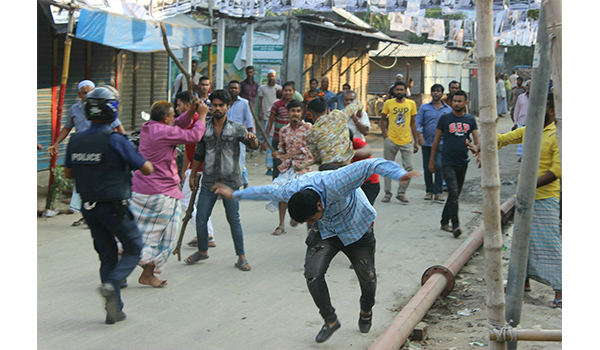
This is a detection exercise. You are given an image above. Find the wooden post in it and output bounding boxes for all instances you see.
[474,1,506,349]
[545,0,562,161]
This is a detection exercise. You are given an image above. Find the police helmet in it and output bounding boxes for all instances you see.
[84,85,120,123]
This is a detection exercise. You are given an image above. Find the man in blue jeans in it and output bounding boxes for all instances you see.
[416,83,452,201]
[428,90,480,238]
[212,158,420,343]
[63,86,153,324]
[185,89,260,271]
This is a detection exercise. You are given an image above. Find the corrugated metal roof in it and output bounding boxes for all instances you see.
[370,43,446,58]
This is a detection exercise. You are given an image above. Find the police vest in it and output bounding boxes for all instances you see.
[67,129,131,202]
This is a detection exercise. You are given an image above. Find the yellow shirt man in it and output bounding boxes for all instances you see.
[382,98,418,146]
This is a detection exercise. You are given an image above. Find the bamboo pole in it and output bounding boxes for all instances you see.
[45,1,76,211]
[545,0,562,162]
[490,329,562,342]
[505,7,552,350]
[474,1,506,349]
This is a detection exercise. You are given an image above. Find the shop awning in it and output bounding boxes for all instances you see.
[75,7,212,53]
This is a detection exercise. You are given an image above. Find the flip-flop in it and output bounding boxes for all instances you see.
[381,194,391,203]
[184,251,209,265]
[552,299,562,309]
[290,219,299,227]
[272,226,285,235]
[72,218,86,226]
[235,258,251,271]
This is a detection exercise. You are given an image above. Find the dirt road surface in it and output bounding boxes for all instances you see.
[36,115,562,349]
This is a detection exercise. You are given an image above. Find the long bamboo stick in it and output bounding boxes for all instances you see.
[474,1,506,349]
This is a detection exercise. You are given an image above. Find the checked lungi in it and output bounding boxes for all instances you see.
[528,197,562,291]
[129,192,182,268]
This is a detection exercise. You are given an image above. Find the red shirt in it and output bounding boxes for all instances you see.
[184,112,203,172]
[352,138,379,184]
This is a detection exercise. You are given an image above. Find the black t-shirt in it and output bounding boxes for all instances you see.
[437,112,478,167]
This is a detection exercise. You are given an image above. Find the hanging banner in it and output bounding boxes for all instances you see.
[463,18,474,42]
[428,18,445,41]
[370,0,388,13]
[457,0,476,11]
[493,0,505,11]
[387,0,408,13]
[295,0,333,11]
[509,0,530,10]
[449,19,463,42]
[346,0,369,13]
[426,0,443,9]
[493,10,504,38]
[388,12,405,31]
[442,0,457,14]
[271,0,293,13]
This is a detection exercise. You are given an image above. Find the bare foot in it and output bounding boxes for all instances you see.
[138,274,168,287]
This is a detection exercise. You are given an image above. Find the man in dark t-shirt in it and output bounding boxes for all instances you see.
[428,90,480,238]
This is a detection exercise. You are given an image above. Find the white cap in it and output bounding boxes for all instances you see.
[396,73,404,78]
[78,80,95,90]
[267,69,276,75]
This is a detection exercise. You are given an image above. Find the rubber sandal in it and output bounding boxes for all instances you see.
[72,218,86,226]
[290,219,299,227]
[235,258,251,271]
[552,299,562,309]
[381,194,391,203]
[184,251,209,265]
[272,226,285,235]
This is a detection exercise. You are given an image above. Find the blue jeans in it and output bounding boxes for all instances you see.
[81,202,143,311]
[195,187,245,256]
[422,145,444,195]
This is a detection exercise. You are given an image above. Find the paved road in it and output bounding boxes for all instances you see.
[37,116,520,349]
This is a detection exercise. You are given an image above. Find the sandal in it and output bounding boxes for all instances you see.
[272,226,285,235]
[184,251,209,265]
[290,219,299,227]
[381,194,391,203]
[552,299,562,309]
[72,218,86,226]
[235,258,251,271]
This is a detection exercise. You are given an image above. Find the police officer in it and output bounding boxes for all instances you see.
[63,86,154,325]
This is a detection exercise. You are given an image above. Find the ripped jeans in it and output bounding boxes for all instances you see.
[304,223,376,323]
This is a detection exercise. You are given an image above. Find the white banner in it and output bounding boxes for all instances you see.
[428,18,445,41]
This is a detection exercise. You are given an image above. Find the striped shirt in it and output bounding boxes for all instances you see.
[270,99,290,141]
[233,158,408,246]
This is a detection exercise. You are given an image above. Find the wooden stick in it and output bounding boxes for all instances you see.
[172,175,200,261]
[160,22,194,103]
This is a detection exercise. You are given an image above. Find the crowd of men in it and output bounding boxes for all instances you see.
[50,63,561,342]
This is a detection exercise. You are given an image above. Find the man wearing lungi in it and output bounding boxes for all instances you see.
[480,92,562,308]
[130,96,208,287]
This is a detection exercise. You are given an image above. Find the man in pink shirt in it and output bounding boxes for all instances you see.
[129,98,208,287]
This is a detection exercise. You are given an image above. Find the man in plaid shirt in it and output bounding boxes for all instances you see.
[213,158,421,343]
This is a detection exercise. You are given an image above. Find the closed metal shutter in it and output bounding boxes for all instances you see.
[368,58,422,95]
[37,4,55,171]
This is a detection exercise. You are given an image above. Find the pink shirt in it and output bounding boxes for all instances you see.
[513,93,529,126]
[132,110,205,199]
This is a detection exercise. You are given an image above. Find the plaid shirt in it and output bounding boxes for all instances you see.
[233,158,407,246]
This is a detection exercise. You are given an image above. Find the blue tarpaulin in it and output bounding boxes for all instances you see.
[75,7,212,53]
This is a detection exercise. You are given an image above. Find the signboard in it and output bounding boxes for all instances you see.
[464,47,477,62]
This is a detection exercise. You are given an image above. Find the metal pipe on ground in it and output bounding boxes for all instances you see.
[368,197,516,350]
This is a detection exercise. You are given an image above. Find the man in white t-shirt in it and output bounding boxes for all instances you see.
[172,60,200,101]
[257,69,282,173]
[343,90,371,140]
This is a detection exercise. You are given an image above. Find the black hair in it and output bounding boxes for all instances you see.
[393,80,407,89]
[547,92,554,109]
[245,65,254,71]
[199,76,210,83]
[307,96,327,114]
[175,90,192,104]
[288,189,321,223]
[449,80,461,89]
[452,90,468,101]
[431,83,444,93]
[282,81,295,91]
[209,89,231,105]
[343,83,351,89]
[309,78,318,85]
[228,80,240,88]
[348,128,354,141]
[150,101,173,122]
[286,99,303,111]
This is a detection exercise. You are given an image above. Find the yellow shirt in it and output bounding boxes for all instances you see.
[307,99,362,165]
[497,122,561,200]
[382,98,417,146]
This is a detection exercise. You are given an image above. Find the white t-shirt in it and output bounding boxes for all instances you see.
[348,110,371,140]
[258,83,282,120]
